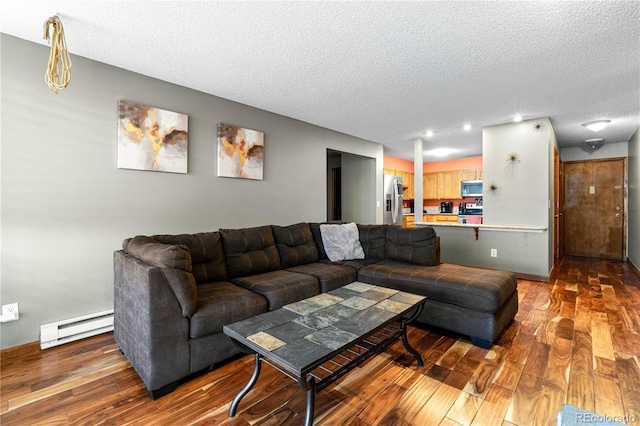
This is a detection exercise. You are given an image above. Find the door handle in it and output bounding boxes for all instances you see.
[616,213,621,218]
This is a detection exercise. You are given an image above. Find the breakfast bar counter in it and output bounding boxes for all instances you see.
[415,222,547,240]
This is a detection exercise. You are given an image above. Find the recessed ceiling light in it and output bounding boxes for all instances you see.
[425,130,434,137]
[513,115,523,122]
[463,124,471,131]
[583,120,610,132]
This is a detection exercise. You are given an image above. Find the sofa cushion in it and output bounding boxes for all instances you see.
[356,224,388,259]
[220,225,281,279]
[151,232,227,283]
[272,223,319,268]
[286,263,357,293]
[124,236,192,272]
[189,281,268,339]
[358,261,517,314]
[385,226,438,266]
[320,222,365,262]
[320,258,382,270]
[309,223,329,260]
[231,270,320,310]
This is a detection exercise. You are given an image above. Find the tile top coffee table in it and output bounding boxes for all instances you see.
[223,282,426,425]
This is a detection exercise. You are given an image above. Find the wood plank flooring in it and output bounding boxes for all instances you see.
[2,256,640,425]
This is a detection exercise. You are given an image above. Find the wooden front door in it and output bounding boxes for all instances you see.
[553,147,563,263]
[564,158,626,260]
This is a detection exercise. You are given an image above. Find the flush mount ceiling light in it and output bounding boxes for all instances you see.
[425,130,434,137]
[425,147,456,157]
[583,120,610,132]
[463,124,471,131]
[513,115,523,122]
[585,138,604,149]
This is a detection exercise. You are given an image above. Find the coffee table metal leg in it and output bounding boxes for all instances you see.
[400,304,425,367]
[229,353,262,417]
[303,375,316,426]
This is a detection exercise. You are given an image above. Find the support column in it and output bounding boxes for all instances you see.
[413,138,424,221]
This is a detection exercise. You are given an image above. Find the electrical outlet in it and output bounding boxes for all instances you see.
[491,249,498,258]
[2,303,19,322]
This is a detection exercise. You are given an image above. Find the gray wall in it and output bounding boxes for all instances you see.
[628,128,640,269]
[341,153,376,224]
[0,35,383,348]
[560,142,628,162]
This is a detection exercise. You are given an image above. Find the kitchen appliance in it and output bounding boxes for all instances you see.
[440,201,453,213]
[461,180,483,198]
[458,202,483,224]
[383,174,403,225]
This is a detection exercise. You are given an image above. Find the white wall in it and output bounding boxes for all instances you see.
[437,118,553,278]
[0,35,383,348]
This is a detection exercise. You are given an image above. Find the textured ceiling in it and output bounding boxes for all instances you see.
[2,1,639,160]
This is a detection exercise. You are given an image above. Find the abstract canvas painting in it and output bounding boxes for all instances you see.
[118,101,188,173]
[217,123,264,180]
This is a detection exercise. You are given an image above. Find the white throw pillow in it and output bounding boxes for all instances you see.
[320,222,365,262]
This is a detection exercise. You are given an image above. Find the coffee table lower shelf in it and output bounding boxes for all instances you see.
[228,304,424,426]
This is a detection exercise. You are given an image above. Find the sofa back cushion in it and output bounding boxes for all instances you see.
[152,232,227,284]
[220,225,281,279]
[124,236,192,272]
[356,224,388,259]
[385,226,439,266]
[272,223,319,268]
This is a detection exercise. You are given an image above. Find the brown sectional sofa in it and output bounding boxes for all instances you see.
[113,222,517,398]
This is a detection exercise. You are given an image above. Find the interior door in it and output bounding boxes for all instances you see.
[564,158,625,260]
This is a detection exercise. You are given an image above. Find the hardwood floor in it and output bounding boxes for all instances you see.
[2,257,640,425]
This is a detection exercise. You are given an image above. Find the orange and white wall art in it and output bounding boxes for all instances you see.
[217,123,264,180]
[118,101,188,173]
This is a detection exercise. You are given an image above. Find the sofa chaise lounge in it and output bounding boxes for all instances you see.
[113,222,517,398]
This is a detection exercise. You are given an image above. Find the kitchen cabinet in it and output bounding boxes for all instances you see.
[423,214,436,222]
[403,215,415,227]
[460,168,483,181]
[423,171,462,200]
[436,214,458,222]
[439,171,462,199]
[422,214,458,223]
[403,171,414,199]
[384,168,414,199]
[423,173,439,199]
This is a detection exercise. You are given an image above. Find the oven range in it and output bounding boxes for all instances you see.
[458,203,483,224]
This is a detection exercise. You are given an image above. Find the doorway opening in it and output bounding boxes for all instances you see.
[326,149,376,224]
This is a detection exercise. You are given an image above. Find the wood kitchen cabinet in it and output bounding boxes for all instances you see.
[436,214,458,222]
[422,214,458,223]
[402,171,414,199]
[423,171,462,199]
[460,168,483,181]
[403,215,415,227]
[423,173,439,199]
[384,168,414,199]
[438,171,463,199]
[423,214,436,222]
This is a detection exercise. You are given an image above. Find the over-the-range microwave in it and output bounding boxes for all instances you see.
[461,180,483,197]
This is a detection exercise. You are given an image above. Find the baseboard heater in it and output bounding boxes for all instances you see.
[40,309,114,349]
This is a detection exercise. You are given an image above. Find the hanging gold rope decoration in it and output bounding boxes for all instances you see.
[43,16,72,94]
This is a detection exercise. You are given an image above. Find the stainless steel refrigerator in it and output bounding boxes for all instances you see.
[383,174,403,225]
